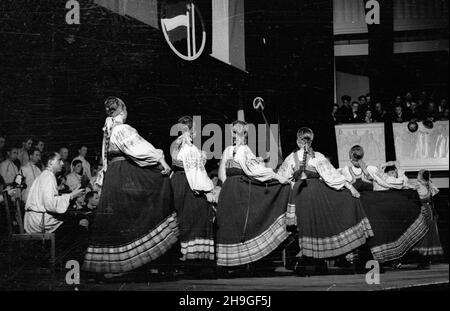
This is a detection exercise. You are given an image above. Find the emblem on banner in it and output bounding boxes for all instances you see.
[160,1,206,61]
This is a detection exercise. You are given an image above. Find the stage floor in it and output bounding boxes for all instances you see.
[79,263,449,291]
[1,263,448,291]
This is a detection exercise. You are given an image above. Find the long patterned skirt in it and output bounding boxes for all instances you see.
[412,203,443,257]
[215,172,292,266]
[82,159,179,274]
[290,178,373,259]
[171,170,215,261]
[359,189,429,263]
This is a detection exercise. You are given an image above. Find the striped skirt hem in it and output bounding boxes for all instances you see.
[298,217,374,259]
[216,213,290,266]
[370,213,429,263]
[180,238,215,261]
[286,203,297,226]
[412,246,444,257]
[82,212,179,273]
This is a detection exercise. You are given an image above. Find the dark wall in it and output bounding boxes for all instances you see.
[0,0,335,165]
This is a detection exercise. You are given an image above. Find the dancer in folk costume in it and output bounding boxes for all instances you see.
[215,120,292,268]
[170,116,217,271]
[277,128,373,270]
[83,97,178,276]
[339,147,428,265]
[412,169,444,268]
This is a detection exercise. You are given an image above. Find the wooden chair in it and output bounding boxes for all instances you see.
[2,190,55,277]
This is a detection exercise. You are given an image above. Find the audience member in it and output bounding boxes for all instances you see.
[17,137,33,167]
[20,148,42,203]
[350,101,363,123]
[23,151,87,261]
[71,145,92,179]
[0,135,6,163]
[66,159,83,191]
[58,147,71,176]
[0,145,20,185]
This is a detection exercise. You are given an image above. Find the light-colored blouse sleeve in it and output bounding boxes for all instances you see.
[66,173,80,191]
[309,152,347,190]
[110,124,164,166]
[277,153,295,179]
[367,165,404,190]
[337,166,353,183]
[235,145,276,182]
[178,142,214,192]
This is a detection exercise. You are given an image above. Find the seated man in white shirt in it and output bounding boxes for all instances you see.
[24,151,87,261]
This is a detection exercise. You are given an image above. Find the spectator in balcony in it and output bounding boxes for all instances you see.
[18,137,33,167]
[350,101,363,123]
[373,102,387,122]
[0,134,6,163]
[392,105,408,123]
[337,95,352,123]
[425,102,439,121]
[364,109,374,123]
[393,95,403,107]
[403,92,416,110]
[58,147,71,176]
[358,95,368,113]
[20,148,42,203]
[365,93,372,108]
[331,104,339,124]
[0,145,20,185]
[71,145,92,180]
[407,101,421,121]
[442,108,449,121]
[437,98,448,120]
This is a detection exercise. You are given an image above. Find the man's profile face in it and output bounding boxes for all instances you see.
[0,137,5,149]
[9,149,19,161]
[31,151,41,164]
[49,154,63,173]
[79,146,87,157]
[60,148,69,160]
[24,139,33,150]
[37,141,44,151]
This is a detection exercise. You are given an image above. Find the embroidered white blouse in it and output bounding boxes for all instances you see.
[109,124,164,166]
[278,149,347,190]
[339,165,409,191]
[219,145,277,182]
[171,133,214,192]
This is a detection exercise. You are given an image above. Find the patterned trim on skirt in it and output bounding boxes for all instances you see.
[82,213,178,273]
[297,218,374,259]
[216,213,290,266]
[286,203,297,226]
[180,238,215,261]
[370,212,429,263]
[412,204,444,257]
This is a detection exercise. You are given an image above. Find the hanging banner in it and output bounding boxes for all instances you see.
[393,121,449,171]
[335,123,386,168]
[211,0,246,72]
